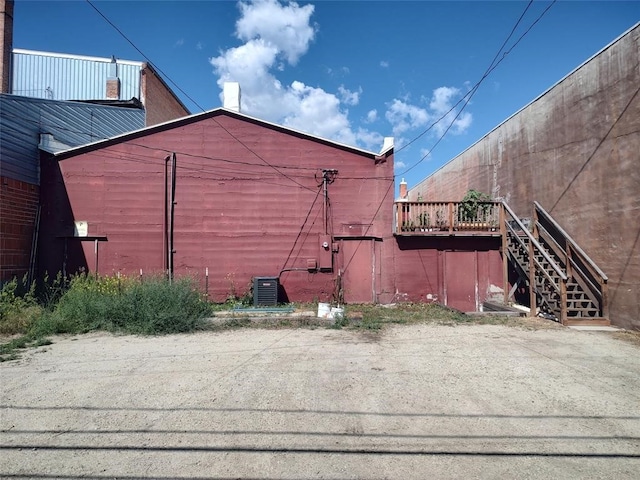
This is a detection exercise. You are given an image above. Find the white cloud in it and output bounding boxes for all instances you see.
[209,0,381,150]
[365,109,378,123]
[338,85,361,106]
[196,41,204,50]
[419,147,432,160]
[235,0,316,65]
[355,128,384,152]
[174,38,185,47]
[384,99,430,136]
[429,86,473,136]
[384,86,472,142]
[380,60,389,68]
[394,160,406,172]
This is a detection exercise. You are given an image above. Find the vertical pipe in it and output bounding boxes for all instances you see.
[164,155,169,276]
[205,267,209,299]
[94,238,98,279]
[323,171,328,235]
[169,152,177,284]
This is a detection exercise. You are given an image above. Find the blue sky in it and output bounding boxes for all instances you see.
[12,0,640,191]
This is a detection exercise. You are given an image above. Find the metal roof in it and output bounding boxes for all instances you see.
[11,49,142,102]
[0,94,145,184]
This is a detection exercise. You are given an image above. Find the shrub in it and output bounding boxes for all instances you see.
[0,276,42,335]
[51,274,212,335]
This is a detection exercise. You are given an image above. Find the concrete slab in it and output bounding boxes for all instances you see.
[568,325,625,332]
[1,324,639,479]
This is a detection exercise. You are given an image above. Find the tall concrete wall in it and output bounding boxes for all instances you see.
[411,25,640,329]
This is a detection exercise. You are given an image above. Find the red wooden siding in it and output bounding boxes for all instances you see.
[40,113,395,302]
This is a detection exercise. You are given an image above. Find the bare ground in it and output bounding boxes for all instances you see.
[1,322,639,479]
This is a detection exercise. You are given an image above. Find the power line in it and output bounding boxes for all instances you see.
[398,0,556,177]
[341,0,557,277]
[395,0,534,156]
[85,0,206,113]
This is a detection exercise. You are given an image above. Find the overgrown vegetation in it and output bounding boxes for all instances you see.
[0,273,212,361]
[458,189,493,222]
[1,272,553,362]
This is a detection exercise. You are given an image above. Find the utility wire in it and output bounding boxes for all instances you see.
[85,0,320,192]
[85,0,205,113]
[281,186,323,271]
[398,0,555,176]
[342,0,556,276]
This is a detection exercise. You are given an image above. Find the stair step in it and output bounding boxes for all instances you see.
[563,317,611,327]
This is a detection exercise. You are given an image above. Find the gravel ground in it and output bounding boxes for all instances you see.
[1,323,639,479]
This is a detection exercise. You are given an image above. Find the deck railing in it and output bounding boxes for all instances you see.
[394,201,501,234]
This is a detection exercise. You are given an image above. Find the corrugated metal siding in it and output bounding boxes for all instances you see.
[12,51,141,101]
[0,94,145,184]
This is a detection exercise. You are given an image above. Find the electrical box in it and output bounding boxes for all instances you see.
[319,234,332,271]
[253,276,279,306]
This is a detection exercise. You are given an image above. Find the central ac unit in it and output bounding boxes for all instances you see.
[253,276,278,306]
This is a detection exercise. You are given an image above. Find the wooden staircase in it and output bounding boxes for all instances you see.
[502,202,609,326]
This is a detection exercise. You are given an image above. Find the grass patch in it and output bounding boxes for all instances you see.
[1,273,213,361]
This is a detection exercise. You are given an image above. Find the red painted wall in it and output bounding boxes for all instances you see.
[41,113,395,303]
[392,236,504,311]
[0,176,39,282]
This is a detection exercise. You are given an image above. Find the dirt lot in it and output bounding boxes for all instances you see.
[1,323,639,479]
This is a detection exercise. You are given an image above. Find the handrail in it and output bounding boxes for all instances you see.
[502,201,567,281]
[537,223,601,297]
[504,220,562,291]
[534,201,608,282]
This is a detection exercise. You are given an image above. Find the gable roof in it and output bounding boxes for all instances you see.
[54,107,392,160]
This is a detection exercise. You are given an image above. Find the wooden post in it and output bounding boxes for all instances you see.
[560,279,568,325]
[601,280,609,319]
[528,240,536,317]
[565,243,572,278]
[500,203,509,304]
[448,202,454,234]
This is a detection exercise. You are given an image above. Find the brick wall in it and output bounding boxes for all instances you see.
[140,65,190,126]
[0,176,39,282]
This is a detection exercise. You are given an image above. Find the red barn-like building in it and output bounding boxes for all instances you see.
[41,107,396,304]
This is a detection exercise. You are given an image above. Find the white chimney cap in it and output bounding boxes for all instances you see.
[381,137,394,153]
[223,82,241,112]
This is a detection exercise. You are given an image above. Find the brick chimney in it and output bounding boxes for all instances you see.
[0,0,14,93]
[399,178,408,199]
[223,82,241,112]
[105,55,120,99]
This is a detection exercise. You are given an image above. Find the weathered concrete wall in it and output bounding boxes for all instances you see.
[411,25,640,329]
